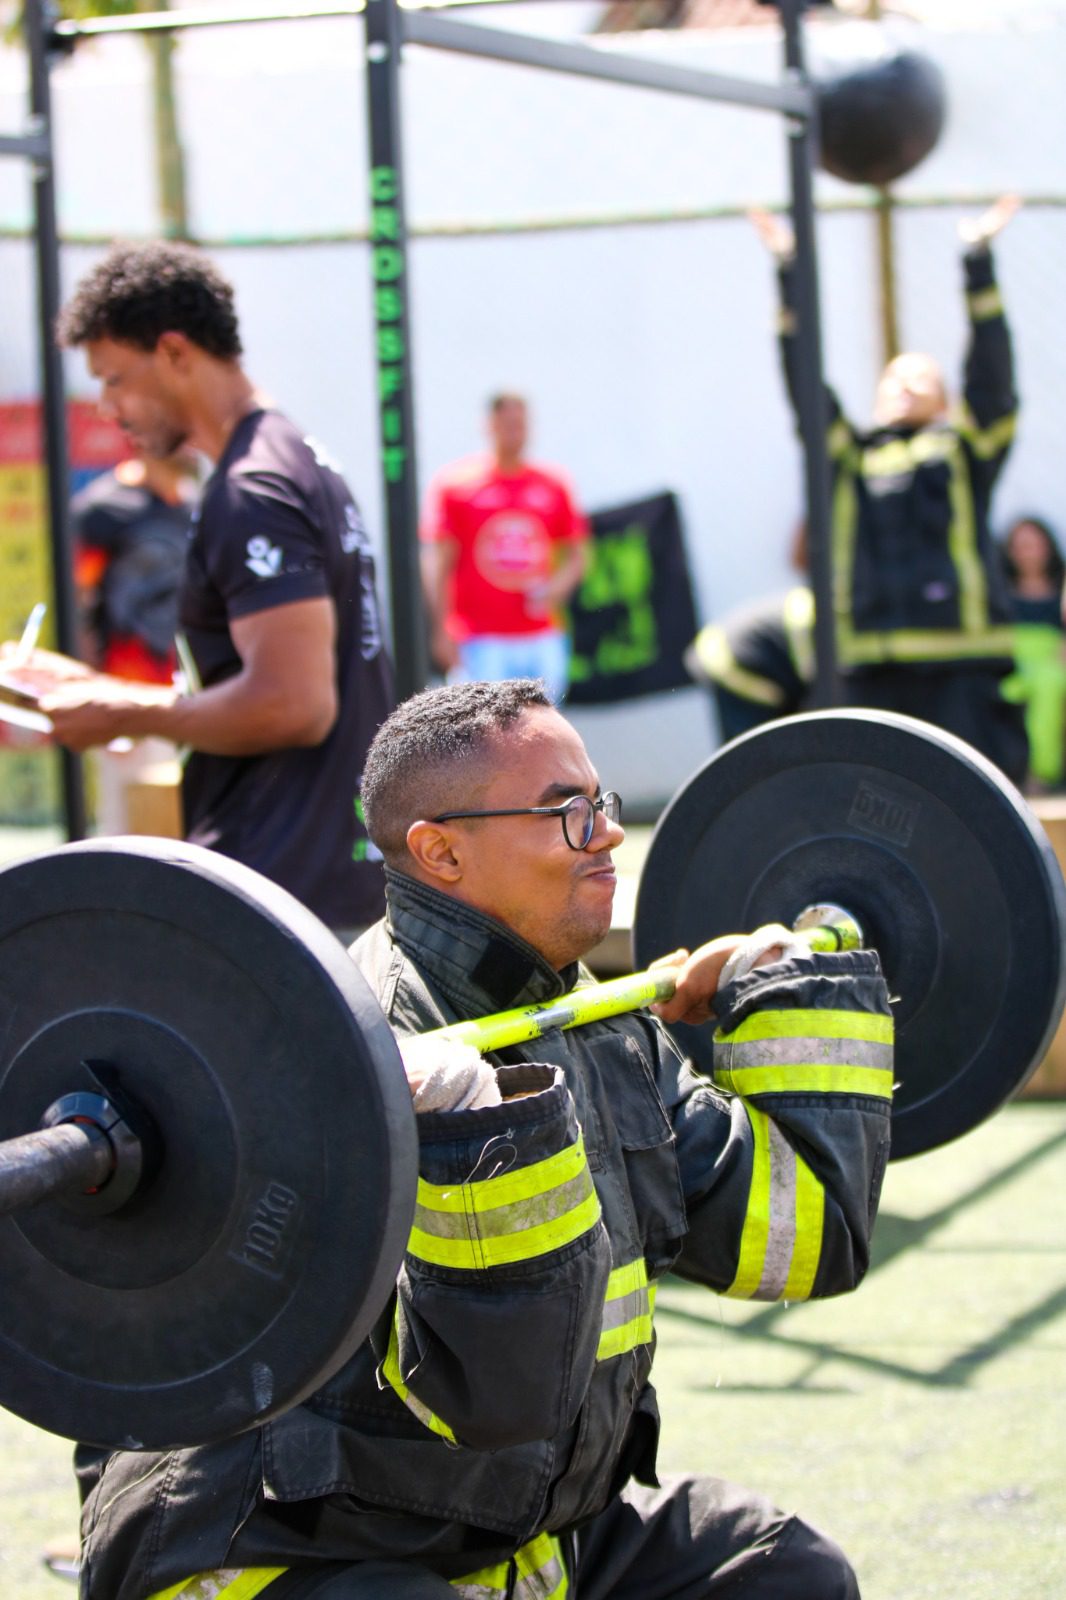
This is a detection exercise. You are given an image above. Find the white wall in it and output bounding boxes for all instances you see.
[1,1,1063,806]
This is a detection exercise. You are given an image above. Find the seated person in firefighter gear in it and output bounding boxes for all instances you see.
[75,678,894,1600]
[751,195,1028,786]
[685,584,815,744]
[685,524,813,744]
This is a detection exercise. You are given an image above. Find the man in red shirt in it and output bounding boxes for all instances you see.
[420,393,589,703]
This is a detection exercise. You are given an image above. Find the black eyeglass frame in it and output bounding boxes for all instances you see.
[432,790,623,851]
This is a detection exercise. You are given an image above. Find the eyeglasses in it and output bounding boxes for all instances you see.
[432,791,623,851]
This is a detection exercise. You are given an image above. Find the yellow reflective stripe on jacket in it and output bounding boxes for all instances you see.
[146,1571,287,1600]
[967,285,1004,321]
[831,461,859,629]
[944,438,988,633]
[722,1008,893,1043]
[378,1308,459,1443]
[454,1531,568,1600]
[956,404,1016,461]
[597,1257,654,1361]
[838,625,1016,664]
[827,417,852,460]
[410,1134,601,1269]
[782,585,815,683]
[717,1063,890,1097]
[725,1105,824,1302]
[714,1010,893,1102]
[691,624,786,706]
[860,431,957,478]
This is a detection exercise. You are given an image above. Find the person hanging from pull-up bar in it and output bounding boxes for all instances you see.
[750,195,1028,784]
[75,677,894,1600]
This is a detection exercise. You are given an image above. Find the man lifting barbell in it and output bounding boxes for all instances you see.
[68,678,893,1600]
[1,692,1061,1596]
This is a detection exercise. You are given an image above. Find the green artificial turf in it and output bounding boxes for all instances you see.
[654,1101,1066,1598]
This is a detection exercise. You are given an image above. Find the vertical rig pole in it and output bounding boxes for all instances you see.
[25,0,86,837]
[875,186,900,365]
[779,0,839,708]
[364,0,427,703]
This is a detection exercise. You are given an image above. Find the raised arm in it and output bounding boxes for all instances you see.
[956,195,1021,484]
[749,207,852,461]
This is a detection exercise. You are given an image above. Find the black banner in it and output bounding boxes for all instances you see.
[566,490,697,705]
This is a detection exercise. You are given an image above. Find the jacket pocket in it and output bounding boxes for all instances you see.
[406,1274,586,1448]
[264,1404,555,1541]
[583,1032,688,1273]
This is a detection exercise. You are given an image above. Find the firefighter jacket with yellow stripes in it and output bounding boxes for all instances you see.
[689,586,815,714]
[778,246,1018,671]
[75,871,893,1600]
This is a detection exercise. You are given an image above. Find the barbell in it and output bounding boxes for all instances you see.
[0,709,1062,1456]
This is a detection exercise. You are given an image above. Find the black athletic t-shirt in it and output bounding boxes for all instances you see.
[178,410,394,928]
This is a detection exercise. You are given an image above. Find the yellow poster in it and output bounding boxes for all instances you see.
[0,401,123,822]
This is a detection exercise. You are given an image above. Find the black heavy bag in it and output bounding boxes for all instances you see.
[816,49,946,186]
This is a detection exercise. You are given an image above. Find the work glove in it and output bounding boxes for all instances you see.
[400,1035,503,1113]
[718,922,810,990]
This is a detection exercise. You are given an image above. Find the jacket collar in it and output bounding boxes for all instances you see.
[383,869,579,1017]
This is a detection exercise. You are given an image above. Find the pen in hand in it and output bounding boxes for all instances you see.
[11,602,47,669]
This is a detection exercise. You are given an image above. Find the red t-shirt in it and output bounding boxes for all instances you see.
[420,457,588,639]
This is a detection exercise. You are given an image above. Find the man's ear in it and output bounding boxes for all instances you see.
[406,819,463,884]
[155,331,196,374]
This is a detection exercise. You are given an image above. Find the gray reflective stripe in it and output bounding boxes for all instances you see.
[759,1120,799,1302]
[517,1553,567,1599]
[726,1037,893,1071]
[452,1559,566,1600]
[146,1573,287,1600]
[413,1166,593,1242]
[600,1285,647,1336]
[452,1533,567,1600]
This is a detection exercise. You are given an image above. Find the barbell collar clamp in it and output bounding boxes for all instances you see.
[792,903,864,953]
[0,1068,159,1221]
[40,1069,158,1216]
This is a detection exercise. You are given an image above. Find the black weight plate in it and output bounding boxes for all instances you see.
[633,710,1066,1160]
[0,837,417,1449]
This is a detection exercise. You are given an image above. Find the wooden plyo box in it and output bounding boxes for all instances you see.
[124,761,183,840]
[1019,797,1066,1098]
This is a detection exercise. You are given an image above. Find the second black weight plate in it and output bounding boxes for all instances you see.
[0,837,417,1449]
[633,710,1066,1160]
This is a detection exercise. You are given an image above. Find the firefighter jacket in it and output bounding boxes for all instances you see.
[76,872,893,1600]
[778,246,1018,671]
[688,586,815,713]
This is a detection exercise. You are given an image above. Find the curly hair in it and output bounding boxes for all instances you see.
[362,679,552,867]
[56,241,243,359]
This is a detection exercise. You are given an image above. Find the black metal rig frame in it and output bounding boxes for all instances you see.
[10,0,838,837]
